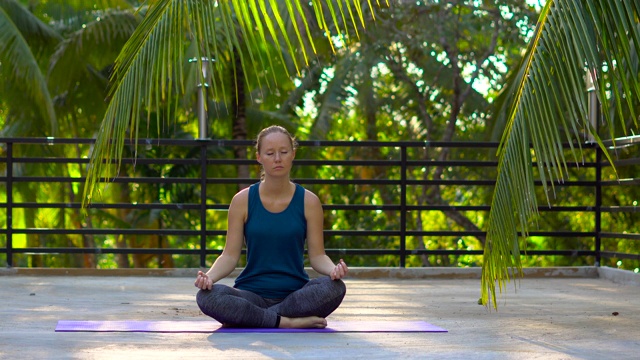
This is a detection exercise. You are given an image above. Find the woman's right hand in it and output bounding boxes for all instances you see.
[194,270,213,290]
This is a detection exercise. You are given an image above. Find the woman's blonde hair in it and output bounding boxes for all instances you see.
[255,125,298,180]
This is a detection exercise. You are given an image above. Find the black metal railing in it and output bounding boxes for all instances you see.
[599,135,640,264]
[0,137,638,269]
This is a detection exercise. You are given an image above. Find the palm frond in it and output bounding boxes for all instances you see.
[31,0,137,37]
[83,0,370,205]
[0,0,62,49]
[482,0,640,309]
[48,10,141,96]
[0,0,61,133]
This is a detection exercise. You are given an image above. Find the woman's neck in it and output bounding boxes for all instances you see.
[260,177,292,195]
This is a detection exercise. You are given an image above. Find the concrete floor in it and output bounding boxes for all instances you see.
[1,267,639,360]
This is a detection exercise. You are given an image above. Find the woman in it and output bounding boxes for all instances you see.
[195,125,348,328]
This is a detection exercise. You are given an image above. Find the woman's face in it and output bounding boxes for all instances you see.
[256,132,295,178]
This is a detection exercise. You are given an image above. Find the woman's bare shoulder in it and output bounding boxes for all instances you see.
[303,187,320,200]
[229,186,250,211]
[303,188,322,210]
[234,186,251,200]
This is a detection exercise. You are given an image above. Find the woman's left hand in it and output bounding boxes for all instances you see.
[194,271,213,290]
[330,259,349,280]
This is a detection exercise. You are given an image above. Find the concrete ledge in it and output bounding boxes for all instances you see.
[522,266,599,278]
[0,267,201,277]
[598,266,640,286]
[315,266,599,279]
[0,266,601,279]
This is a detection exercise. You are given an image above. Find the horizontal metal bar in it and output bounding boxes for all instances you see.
[600,178,640,186]
[298,140,503,148]
[0,247,599,258]
[601,134,640,149]
[406,179,495,186]
[601,206,640,213]
[0,203,601,213]
[408,160,599,169]
[0,157,604,168]
[599,251,640,260]
[600,232,640,240]
[5,247,206,255]
[0,138,97,145]
[3,228,596,239]
[2,176,600,188]
[1,138,501,148]
[12,229,226,236]
[517,250,597,256]
[8,176,203,184]
[611,158,640,167]
[1,137,601,149]
[406,160,498,167]
[8,202,227,211]
[404,249,596,256]
[324,231,595,237]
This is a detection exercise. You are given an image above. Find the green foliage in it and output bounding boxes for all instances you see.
[0,0,61,134]
[483,0,640,308]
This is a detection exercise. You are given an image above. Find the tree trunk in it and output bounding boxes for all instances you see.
[231,46,250,190]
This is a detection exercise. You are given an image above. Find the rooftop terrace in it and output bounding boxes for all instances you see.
[1,266,639,359]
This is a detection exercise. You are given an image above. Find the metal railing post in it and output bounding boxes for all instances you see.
[5,142,13,267]
[595,146,602,267]
[587,70,601,266]
[200,143,208,267]
[189,56,213,267]
[400,145,407,267]
[188,57,214,140]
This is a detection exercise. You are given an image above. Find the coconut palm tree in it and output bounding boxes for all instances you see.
[82,0,374,203]
[0,0,62,134]
[482,0,640,308]
[1,0,141,267]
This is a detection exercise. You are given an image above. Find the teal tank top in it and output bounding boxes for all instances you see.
[234,182,310,298]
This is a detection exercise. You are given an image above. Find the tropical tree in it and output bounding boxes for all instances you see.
[482,0,640,308]
[82,0,375,203]
[295,1,537,267]
[0,0,61,135]
[0,0,142,267]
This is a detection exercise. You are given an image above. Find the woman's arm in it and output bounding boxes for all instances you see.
[305,190,349,280]
[194,188,248,290]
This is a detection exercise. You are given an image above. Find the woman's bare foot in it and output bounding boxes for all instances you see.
[279,316,327,329]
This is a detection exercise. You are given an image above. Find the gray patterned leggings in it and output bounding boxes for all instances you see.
[196,276,346,328]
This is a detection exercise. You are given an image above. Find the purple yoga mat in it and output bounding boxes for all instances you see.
[55,320,447,333]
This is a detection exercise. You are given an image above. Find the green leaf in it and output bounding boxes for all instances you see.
[0,0,61,134]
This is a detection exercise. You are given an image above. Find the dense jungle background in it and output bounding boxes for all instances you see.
[1,0,638,272]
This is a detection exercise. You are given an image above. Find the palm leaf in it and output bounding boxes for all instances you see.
[83,0,370,205]
[48,10,141,97]
[31,0,136,25]
[482,0,640,309]
[0,0,62,49]
[0,0,61,134]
